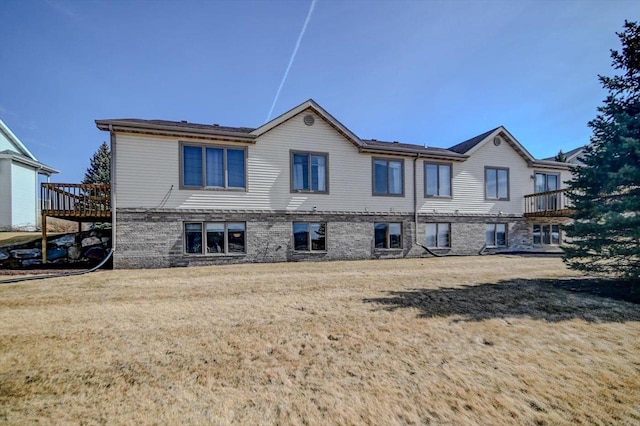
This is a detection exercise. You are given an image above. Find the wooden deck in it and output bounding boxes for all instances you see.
[524,189,573,218]
[41,183,111,222]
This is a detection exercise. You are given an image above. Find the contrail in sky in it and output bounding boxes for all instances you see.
[265,0,317,122]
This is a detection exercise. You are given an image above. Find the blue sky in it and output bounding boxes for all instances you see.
[0,0,635,183]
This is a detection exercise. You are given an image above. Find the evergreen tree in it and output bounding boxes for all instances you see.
[564,21,640,280]
[83,142,111,185]
[554,150,567,162]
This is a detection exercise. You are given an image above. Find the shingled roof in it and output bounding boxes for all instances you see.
[448,127,501,154]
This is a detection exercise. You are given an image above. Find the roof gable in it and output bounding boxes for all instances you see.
[0,119,37,161]
[251,99,363,148]
[449,126,536,164]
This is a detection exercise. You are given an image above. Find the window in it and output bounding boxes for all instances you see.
[293,222,326,251]
[182,144,246,189]
[485,167,509,200]
[426,223,451,248]
[486,224,507,247]
[291,151,328,193]
[184,222,246,254]
[374,223,402,249]
[535,172,560,211]
[533,224,561,245]
[425,163,452,197]
[373,158,404,196]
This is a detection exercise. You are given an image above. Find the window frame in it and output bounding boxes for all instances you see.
[179,142,248,191]
[484,166,510,201]
[374,222,403,249]
[532,224,561,246]
[289,150,330,194]
[183,221,247,255]
[425,223,451,248]
[486,223,508,248]
[424,162,453,198]
[372,157,405,197]
[292,222,327,252]
[534,171,561,193]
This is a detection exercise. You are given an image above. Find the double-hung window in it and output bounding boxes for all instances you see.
[486,224,507,247]
[182,144,246,189]
[485,167,509,200]
[425,162,452,197]
[373,158,404,196]
[291,151,328,193]
[426,223,451,248]
[374,223,402,249]
[184,222,246,254]
[293,222,326,251]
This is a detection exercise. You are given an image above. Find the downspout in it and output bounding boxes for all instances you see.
[109,125,117,256]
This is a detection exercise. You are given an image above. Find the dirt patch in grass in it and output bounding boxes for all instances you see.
[0,256,638,424]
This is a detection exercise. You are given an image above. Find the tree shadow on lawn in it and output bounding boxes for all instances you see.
[364,278,640,323]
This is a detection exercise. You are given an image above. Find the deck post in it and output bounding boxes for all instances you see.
[41,214,47,264]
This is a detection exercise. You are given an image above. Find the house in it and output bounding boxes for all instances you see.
[93,99,574,269]
[0,119,58,231]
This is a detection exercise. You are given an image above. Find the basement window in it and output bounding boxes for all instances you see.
[184,222,246,255]
[293,222,327,252]
[375,222,402,249]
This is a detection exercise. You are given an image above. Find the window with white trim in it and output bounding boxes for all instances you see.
[425,163,452,197]
[374,222,402,249]
[184,222,246,254]
[426,223,451,248]
[293,222,326,251]
[182,144,246,189]
[486,223,507,247]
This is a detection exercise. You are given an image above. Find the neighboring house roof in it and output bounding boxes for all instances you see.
[543,145,586,163]
[0,119,58,174]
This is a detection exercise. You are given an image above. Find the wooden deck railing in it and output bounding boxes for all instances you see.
[41,183,111,219]
[524,188,573,217]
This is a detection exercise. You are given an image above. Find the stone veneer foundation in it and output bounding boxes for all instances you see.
[110,209,558,269]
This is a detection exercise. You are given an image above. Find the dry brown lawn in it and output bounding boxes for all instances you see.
[1,256,639,425]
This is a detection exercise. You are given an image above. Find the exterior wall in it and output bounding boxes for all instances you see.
[114,111,414,213]
[0,129,15,152]
[417,140,572,216]
[10,161,37,230]
[113,209,533,269]
[0,158,11,228]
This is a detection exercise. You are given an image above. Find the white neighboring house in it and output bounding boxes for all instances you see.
[0,119,58,231]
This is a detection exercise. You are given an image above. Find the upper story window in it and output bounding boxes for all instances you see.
[373,158,404,196]
[485,167,509,200]
[291,151,328,193]
[425,162,452,197]
[535,172,559,193]
[182,144,246,190]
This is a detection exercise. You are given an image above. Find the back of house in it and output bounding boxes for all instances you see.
[96,99,574,269]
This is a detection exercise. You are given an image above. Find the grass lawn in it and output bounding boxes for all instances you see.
[1,256,639,424]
